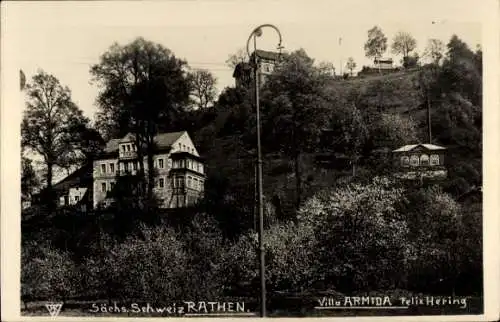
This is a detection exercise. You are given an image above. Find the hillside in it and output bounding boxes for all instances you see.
[327,69,424,116]
[194,60,481,220]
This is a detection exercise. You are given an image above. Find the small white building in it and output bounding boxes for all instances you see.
[374,57,394,70]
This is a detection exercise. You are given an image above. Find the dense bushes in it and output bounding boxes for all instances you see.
[21,177,482,306]
[22,241,81,305]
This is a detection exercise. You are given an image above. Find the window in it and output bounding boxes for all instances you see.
[410,155,419,167]
[74,195,79,202]
[101,182,106,192]
[401,156,410,167]
[180,159,185,168]
[159,178,164,188]
[178,176,185,189]
[420,154,430,166]
[121,145,126,152]
[183,144,186,151]
[120,163,125,172]
[133,162,137,171]
[110,163,115,173]
[101,164,106,174]
[430,154,440,166]
[159,159,164,168]
[187,176,192,188]
[187,159,191,169]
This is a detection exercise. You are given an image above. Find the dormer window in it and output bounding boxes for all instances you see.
[126,145,131,152]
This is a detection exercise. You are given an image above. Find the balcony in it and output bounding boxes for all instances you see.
[119,151,137,160]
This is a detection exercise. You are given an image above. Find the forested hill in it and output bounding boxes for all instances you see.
[187,39,481,228]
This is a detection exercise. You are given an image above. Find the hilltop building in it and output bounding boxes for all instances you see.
[93,131,205,209]
[232,50,280,88]
[357,57,400,77]
[374,57,394,70]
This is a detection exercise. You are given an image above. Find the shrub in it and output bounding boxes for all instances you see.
[21,241,81,304]
[113,225,188,302]
[181,213,228,299]
[399,187,475,293]
[223,221,316,293]
[297,177,409,291]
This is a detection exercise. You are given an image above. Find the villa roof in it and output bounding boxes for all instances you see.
[392,143,446,153]
[104,131,186,153]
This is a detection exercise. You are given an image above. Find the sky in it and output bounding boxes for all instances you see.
[5,0,484,123]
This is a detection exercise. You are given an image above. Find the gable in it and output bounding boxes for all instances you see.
[171,132,200,157]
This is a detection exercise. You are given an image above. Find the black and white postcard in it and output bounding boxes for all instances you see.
[1,0,499,321]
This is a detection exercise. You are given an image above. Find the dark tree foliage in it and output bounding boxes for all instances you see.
[260,49,332,209]
[189,69,217,109]
[91,37,192,205]
[21,155,39,202]
[22,70,91,208]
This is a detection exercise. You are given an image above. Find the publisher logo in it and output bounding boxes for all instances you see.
[45,303,63,317]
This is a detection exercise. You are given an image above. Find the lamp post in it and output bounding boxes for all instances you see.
[246,24,283,318]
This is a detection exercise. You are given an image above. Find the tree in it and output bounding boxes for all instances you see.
[391,31,417,64]
[297,177,409,291]
[20,70,26,90]
[423,38,445,65]
[345,57,357,76]
[21,70,89,208]
[225,47,248,69]
[224,221,316,292]
[21,155,40,203]
[398,187,466,293]
[109,225,190,302]
[189,69,217,109]
[261,49,331,209]
[370,113,419,148]
[91,37,192,204]
[364,26,388,61]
